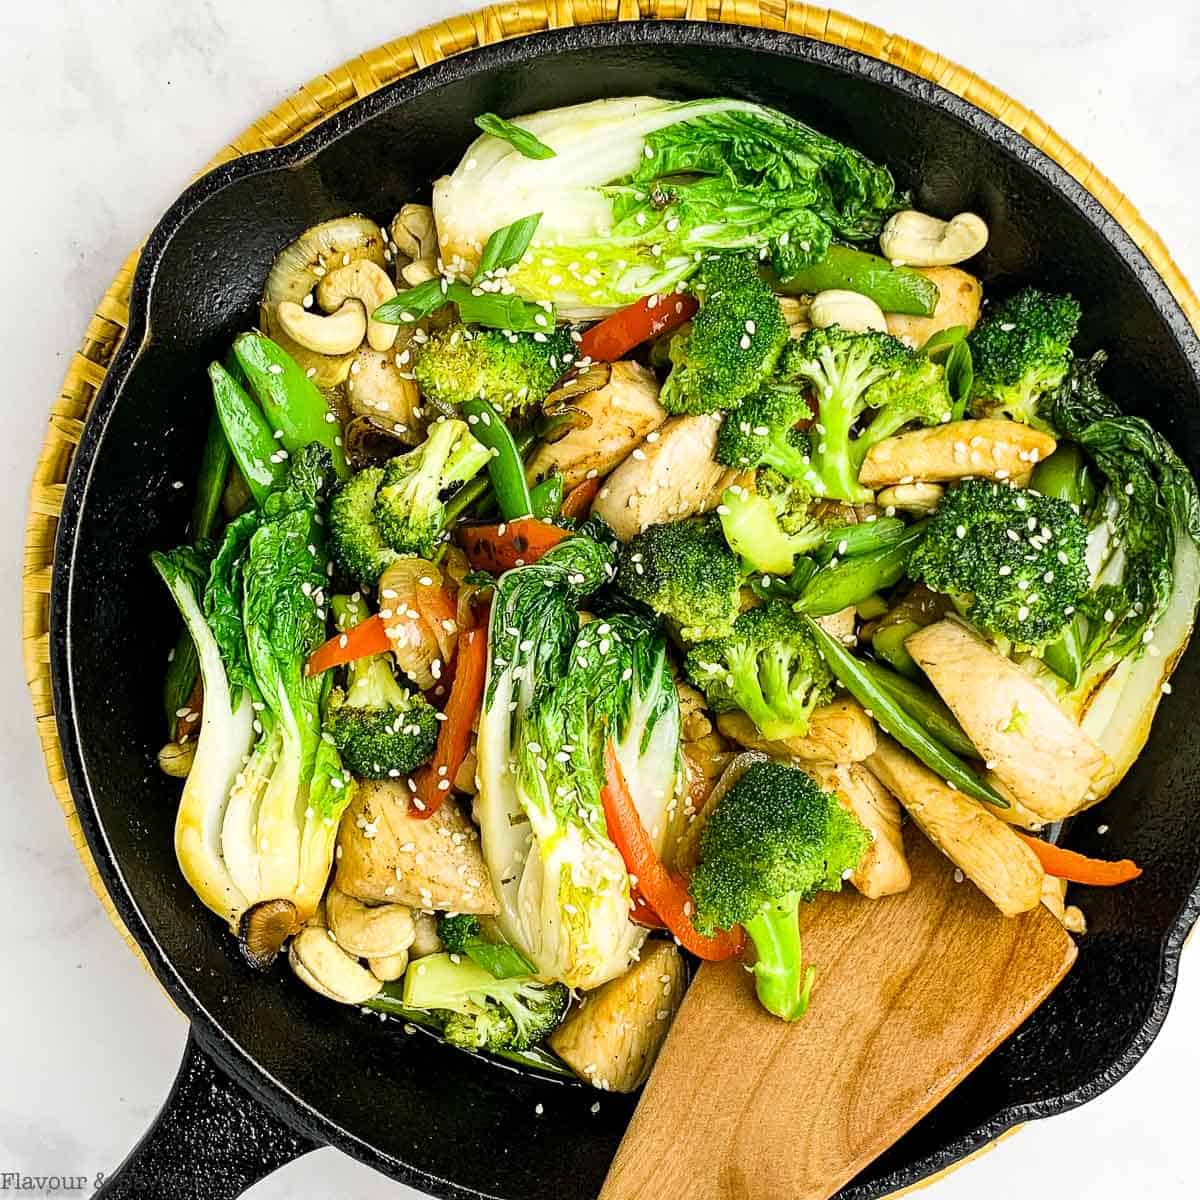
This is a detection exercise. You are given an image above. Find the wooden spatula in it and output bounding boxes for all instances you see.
[600,829,1076,1200]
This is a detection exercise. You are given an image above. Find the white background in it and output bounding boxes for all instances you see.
[2,2,1197,1197]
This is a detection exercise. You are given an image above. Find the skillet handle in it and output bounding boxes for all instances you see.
[95,1031,316,1199]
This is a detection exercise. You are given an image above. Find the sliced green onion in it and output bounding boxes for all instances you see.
[475,214,543,278]
[474,113,557,160]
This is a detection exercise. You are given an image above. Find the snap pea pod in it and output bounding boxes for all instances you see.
[859,659,978,759]
[796,521,927,616]
[855,593,889,620]
[1031,445,1093,687]
[232,332,349,480]
[810,516,908,565]
[209,361,283,506]
[871,619,922,680]
[804,616,1006,807]
[462,397,534,520]
[767,244,939,316]
[529,473,564,520]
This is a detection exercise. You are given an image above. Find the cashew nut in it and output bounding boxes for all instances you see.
[400,258,439,287]
[876,482,945,515]
[409,910,443,959]
[288,926,382,1005]
[879,211,989,268]
[368,950,410,982]
[316,261,399,352]
[326,885,416,959]
[276,298,366,355]
[809,289,889,334]
[157,739,195,778]
[390,204,437,263]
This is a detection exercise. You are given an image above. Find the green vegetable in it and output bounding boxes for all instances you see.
[615,516,743,641]
[1043,354,1200,687]
[402,953,569,1052]
[660,253,790,415]
[192,407,233,539]
[414,323,573,416]
[321,595,439,778]
[231,334,349,480]
[803,614,1006,806]
[439,96,904,317]
[718,485,814,576]
[907,478,1090,651]
[715,383,814,478]
[327,467,398,585]
[858,659,977,758]
[773,327,953,501]
[208,360,285,505]
[474,213,545,276]
[375,277,555,334]
[374,418,492,558]
[767,243,939,316]
[474,113,556,160]
[529,473,563,519]
[461,398,534,520]
[685,602,834,739]
[436,914,537,979]
[795,521,926,616]
[921,325,974,421]
[690,760,869,1021]
[967,287,1081,430]
[871,619,921,679]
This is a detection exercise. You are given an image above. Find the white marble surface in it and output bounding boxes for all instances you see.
[2,1,1198,1196]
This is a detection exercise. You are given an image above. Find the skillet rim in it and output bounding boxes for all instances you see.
[48,18,1200,1200]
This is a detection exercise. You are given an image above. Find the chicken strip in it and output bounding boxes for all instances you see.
[804,762,910,898]
[716,698,877,763]
[858,418,1056,488]
[885,267,982,346]
[866,737,1044,917]
[906,619,1113,821]
[591,413,740,540]
[526,361,667,491]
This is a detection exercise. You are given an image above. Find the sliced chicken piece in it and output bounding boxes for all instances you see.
[591,413,740,540]
[549,940,687,1092]
[716,698,877,763]
[335,780,499,914]
[866,737,1044,917]
[804,762,910,898]
[1040,874,1087,935]
[906,619,1114,821]
[987,776,1049,831]
[885,267,983,347]
[815,605,857,647]
[526,361,667,491]
[858,419,1056,488]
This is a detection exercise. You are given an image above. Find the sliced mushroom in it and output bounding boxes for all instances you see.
[858,418,1057,488]
[906,619,1114,820]
[549,940,687,1093]
[368,951,410,982]
[527,362,667,490]
[590,414,741,540]
[316,260,399,352]
[325,885,416,959]
[335,780,499,914]
[880,211,989,268]
[275,298,367,355]
[158,739,195,778]
[866,737,1044,917]
[344,343,424,445]
[809,289,888,333]
[886,267,983,345]
[260,215,388,387]
[390,204,437,265]
[716,699,877,763]
[804,762,910,899]
[288,926,382,1005]
[239,898,299,970]
[876,482,944,515]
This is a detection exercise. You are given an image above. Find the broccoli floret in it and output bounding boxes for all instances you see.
[968,287,1081,430]
[690,760,869,1021]
[615,516,743,642]
[413,323,574,416]
[437,912,481,955]
[777,327,951,502]
[906,478,1090,650]
[374,418,491,558]
[685,602,834,739]
[715,383,814,478]
[660,254,789,415]
[327,467,399,585]
[403,952,569,1052]
[322,595,439,778]
[718,480,827,576]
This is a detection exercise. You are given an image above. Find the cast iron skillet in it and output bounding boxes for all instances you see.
[51,19,1200,1200]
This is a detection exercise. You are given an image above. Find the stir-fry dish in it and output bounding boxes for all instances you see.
[154,97,1200,1090]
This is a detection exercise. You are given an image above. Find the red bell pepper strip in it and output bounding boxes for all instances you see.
[560,477,601,521]
[600,743,744,960]
[410,624,489,819]
[1015,832,1143,886]
[306,614,391,676]
[578,293,699,362]
[459,519,573,573]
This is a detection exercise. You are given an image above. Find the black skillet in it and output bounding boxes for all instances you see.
[50,19,1200,1200]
